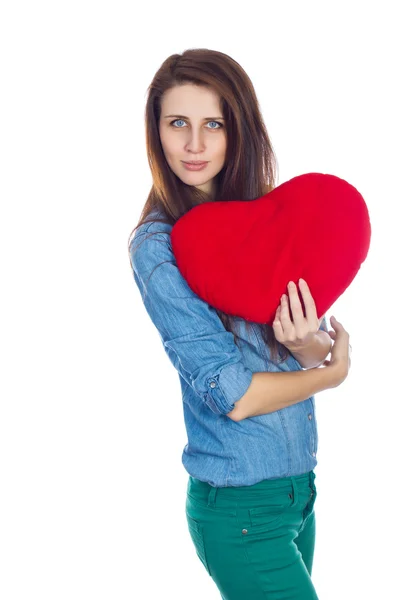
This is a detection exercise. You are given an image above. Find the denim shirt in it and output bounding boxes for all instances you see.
[129,209,328,487]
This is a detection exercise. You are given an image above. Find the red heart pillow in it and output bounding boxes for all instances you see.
[170,172,371,325]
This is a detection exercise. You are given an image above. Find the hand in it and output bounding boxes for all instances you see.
[322,316,352,386]
[272,278,324,351]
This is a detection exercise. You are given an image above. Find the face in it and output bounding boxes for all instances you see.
[159,84,227,199]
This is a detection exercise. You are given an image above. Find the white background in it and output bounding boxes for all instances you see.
[1,1,399,598]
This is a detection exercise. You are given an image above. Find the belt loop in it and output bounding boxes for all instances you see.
[207,485,218,507]
[290,476,299,507]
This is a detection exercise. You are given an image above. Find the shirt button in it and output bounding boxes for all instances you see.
[308,414,313,420]
[210,381,216,388]
[312,451,316,457]
[242,529,248,534]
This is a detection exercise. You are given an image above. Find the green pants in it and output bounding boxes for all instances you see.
[186,470,318,599]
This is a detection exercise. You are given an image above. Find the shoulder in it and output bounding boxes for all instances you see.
[131,208,172,241]
[129,209,174,275]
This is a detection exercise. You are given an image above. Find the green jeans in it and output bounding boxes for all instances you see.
[185,470,318,599]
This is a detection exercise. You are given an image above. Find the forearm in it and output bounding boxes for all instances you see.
[288,331,332,369]
[228,364,338,421]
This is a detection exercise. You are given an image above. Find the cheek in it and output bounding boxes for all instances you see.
[159,128,176,152]
[215,144,227,163]
[215,136,227,157]
[163,136,182,157]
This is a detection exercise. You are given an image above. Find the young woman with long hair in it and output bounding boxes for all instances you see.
[128,48,350,600]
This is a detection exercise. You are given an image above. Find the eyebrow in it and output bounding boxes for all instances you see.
[164,114,225,120]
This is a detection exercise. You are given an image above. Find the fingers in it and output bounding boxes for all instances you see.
[329,316,350,338]
[331,315,343,330]
[298,279,317,323]
[280,292,296,335]
[273,305,284,339]
[286,281,306,329]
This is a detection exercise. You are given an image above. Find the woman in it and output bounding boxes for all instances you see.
[128,48,351,600]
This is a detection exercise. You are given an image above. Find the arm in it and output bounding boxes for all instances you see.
[129,222,253,418]
[229,313,347,422]
[228,363,340,422]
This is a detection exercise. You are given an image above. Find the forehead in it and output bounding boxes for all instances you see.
[160,84,222,115]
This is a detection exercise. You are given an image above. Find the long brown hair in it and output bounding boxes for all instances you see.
[127,48,290,364]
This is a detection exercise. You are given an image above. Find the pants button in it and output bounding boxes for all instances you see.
[242,529,248,535]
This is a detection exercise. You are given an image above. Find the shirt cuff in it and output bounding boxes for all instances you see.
[203,362,253,415]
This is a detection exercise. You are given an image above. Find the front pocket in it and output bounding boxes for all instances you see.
[248,503,288,530]
[186,514,212,576]
[241,490,293,531]
[186,493,236,516]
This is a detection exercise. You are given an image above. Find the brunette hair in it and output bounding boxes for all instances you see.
[128,48,290,364]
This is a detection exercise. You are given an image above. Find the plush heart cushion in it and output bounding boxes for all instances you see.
[170,172,371,325]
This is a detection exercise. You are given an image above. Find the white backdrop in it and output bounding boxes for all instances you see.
[1,1,398,598]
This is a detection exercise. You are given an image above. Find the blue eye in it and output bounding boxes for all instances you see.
[208,121,223,129]
[171,119,185,128]
[170,119,223,129]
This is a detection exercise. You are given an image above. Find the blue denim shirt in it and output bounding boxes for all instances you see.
[129,209,328,487]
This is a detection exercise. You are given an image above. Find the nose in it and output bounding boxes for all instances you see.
[185,129,206,153]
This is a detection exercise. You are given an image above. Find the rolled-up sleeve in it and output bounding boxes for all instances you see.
[129,223,253,415]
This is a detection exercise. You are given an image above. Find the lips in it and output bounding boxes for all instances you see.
[183,161,208,165]
[182,161,209,172]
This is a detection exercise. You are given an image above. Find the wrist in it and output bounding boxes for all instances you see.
[284,332,318,354]
[326,362,348,388]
